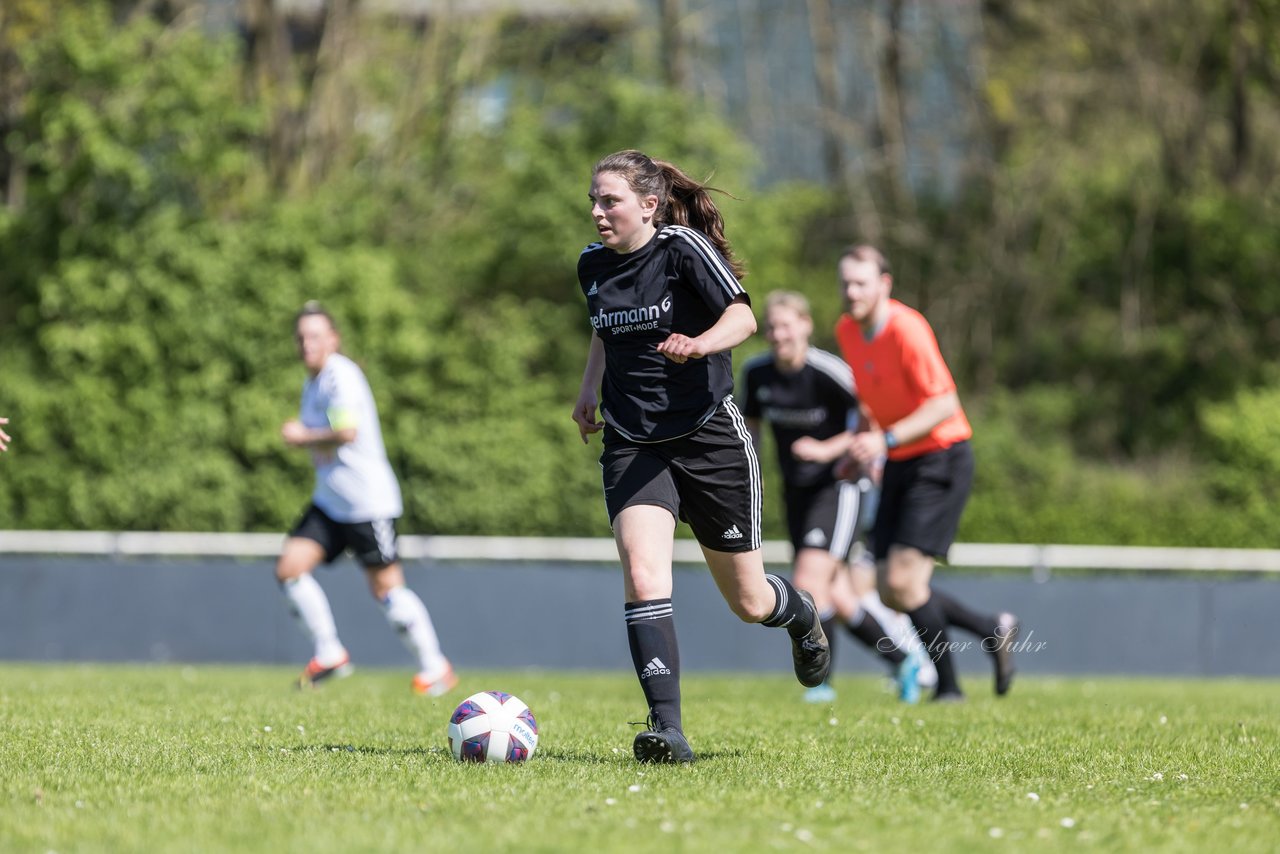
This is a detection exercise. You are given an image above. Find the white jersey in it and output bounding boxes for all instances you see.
[298,353,403,523]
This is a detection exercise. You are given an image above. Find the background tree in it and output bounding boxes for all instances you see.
[3,0,1279,546]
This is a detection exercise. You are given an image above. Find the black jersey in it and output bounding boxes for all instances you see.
[740,347,858,488]
[578,224,749,442]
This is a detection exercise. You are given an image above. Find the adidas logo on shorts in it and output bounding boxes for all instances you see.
[640,657,671,679]
[722,524,744,540]
[804,528,827,548]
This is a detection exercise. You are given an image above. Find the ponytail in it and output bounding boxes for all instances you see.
[653,160,745,281]
[592,149,746,281]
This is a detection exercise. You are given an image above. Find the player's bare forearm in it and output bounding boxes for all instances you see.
[572,335,606,443]
[657,300,756,363]
[282,420,357,449]
[848,392,959,462]
[885,392,959,446]
[791,431,856,464]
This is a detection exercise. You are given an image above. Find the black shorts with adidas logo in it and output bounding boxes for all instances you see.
[289,503,399,568]
[599,397,762,553]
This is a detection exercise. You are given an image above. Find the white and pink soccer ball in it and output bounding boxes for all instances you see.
[447,691,539,763]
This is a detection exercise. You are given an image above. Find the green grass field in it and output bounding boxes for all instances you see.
[2,665,1277,853]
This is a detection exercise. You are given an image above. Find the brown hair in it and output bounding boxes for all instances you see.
[593,149,745,280]
[839,244,891,276]
[764,290,812,318]
[295,300,337,332]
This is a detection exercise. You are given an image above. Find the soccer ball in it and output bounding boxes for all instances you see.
[447,691,539,763]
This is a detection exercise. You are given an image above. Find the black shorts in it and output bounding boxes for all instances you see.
[872,441,973,562]
[288,504,399,568]
[784,479,867,560]
[600,399,761,553]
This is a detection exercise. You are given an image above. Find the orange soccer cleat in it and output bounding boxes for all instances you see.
[412,661,458,697]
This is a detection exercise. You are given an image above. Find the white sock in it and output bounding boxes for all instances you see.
[862,589,938,686]
[381,586,448,677]
[281,575,346,664]
[861,589,914,652]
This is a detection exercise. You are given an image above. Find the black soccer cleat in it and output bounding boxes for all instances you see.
[990,612,1021,696]
[633,720,695,764]
[790,590,832,688]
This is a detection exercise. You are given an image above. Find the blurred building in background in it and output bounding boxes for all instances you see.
[202,0,977,192]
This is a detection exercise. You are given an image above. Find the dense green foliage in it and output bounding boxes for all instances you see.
[2,2,1279,544]
[2,665,1278,852]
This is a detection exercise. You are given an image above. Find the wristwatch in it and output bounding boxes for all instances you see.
[883,430,899,450]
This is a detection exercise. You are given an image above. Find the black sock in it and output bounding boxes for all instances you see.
[819,608,839,677]
[932,588,998,639]
[846,609,906,665]
[625,599,681,731]
[761,574,815,638]
[907,593,961,695]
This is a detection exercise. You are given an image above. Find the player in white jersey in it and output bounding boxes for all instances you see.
[276,302,456,696]
[0,416,10,452]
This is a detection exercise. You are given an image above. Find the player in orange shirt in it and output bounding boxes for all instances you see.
[834,245,1019,701]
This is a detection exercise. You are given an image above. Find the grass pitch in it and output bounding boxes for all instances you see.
[1,664,1277,853]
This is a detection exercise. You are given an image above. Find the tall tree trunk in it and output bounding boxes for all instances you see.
[297,0,360,190]
[242,0,297,190]
[875,0,912,214]
[819,0,890,245]
[1226,0,1251,183]
[869,0,920,304]
[0,9,25,212]
[807,0,844,185]
[659,0,689,91]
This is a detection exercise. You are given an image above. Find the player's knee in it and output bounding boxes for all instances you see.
[275,558,306,584]
[624,562,673,601]
[364,563,401,600]
[879,577,914,611]
[888,582,931,612]
[727,590,773,623]
[277,538,324,583]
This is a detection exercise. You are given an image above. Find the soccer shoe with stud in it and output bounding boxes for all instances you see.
[411,661,458,697]
[297,652,353,689]
[632,717,694,764]
[790,590,832,688]
[990,612,1021,696]
[896,647,925,705]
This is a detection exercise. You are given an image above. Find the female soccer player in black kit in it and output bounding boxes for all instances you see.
[572,150,830,764]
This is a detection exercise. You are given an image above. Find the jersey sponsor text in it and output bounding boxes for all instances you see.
[589,296,672,335]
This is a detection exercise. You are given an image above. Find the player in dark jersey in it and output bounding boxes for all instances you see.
[572,150,830,764]
[836,245,1019,701]
[742,291,927,704]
